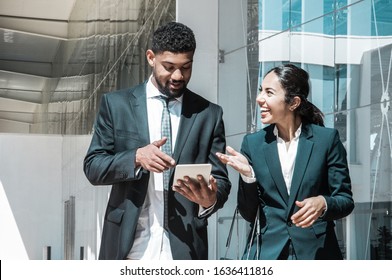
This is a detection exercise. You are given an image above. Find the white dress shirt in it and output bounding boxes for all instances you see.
[240,123,328,218]
[241,124,302,195]
[127,78,214,260]
[273,125,301,195]
[241,123,327,215]
[127,78,182,260]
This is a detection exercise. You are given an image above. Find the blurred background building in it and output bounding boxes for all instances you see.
[0,0,391,260]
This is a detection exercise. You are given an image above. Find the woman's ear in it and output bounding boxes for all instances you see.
[290,96,301,111]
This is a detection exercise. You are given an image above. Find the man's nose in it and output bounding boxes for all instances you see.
[172,69,183,80]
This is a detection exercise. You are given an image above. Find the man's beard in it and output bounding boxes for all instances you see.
[154,75,186,99]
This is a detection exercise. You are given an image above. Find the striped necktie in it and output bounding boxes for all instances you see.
[156,95,172,190]
[156,95,172,231]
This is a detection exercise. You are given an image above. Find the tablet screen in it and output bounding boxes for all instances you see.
[173,163,212,185]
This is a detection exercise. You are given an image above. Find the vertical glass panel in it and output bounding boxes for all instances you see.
[250,0,392,260]
[302,0,325,33]
[334,64,348,144]
[371,0,392,36]
[287,0,301,31]
[323,0,349,35]
[347,0,372,36]
[334,0,348,35]
[260,0,286,30]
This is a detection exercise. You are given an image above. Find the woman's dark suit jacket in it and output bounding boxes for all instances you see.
[84,82,231,260]
[238,123,354,260]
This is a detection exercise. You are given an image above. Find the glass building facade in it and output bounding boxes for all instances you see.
[237,0,392,259]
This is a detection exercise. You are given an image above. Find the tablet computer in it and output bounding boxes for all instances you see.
[173,163,212,185]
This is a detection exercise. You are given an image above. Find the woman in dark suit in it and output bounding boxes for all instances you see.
[217,64,354,260]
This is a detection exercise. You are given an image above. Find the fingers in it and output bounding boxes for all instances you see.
[152,137,167,147]
[172,177,197,202]
[136,140,175,172]
[209,175,218,193]
[155,137,176,166]
[173,176,206,196]
[216,149,251,177]
[216,152,234,165]
[291,198,324,228]
[215,152,229,164]
[293,215,314,228]
[173,175,217,208]
[226,146,239,156]
[220,146,238,155]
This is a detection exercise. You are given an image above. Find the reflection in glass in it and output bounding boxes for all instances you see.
[244,0,392,259]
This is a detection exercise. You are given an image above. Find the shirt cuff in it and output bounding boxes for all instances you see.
[320,196,328,218]
[240,165,257,184]
[198,200,217,217]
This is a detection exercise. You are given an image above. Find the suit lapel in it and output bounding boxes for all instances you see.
[263,126,290,205]
[129,83,150,144]
[286,124,314,214]
[172,89,197,163]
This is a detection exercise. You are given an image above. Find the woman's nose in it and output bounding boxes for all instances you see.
[256,92,265,104]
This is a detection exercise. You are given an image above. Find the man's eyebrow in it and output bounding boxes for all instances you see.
[161,60,193,66]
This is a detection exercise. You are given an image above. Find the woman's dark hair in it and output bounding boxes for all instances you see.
[151,22,196,54]
[266,63,325,126]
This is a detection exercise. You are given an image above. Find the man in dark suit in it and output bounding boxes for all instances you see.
[83,22,231,260]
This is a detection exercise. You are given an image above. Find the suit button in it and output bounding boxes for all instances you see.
[287,221,293,227]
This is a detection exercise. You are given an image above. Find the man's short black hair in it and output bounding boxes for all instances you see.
[151,22,196,54]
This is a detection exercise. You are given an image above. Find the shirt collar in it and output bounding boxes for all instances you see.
[146,76,183,103]
[273,123,302,139]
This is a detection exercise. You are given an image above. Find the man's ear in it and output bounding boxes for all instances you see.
[146,50,155,67]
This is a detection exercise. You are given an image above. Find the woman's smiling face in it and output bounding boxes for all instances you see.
[256,71,292,125]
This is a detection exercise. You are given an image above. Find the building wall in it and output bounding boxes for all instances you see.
[0,133,109,260]
[0,134,63,259]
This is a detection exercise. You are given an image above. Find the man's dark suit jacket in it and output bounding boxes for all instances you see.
[84,82,231,260]
[238,123,354,260]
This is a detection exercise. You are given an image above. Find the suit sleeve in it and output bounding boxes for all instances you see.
[208,106,232,214]
[323,129,355,220]
[237,135,261,223]
[83,94,140,185]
